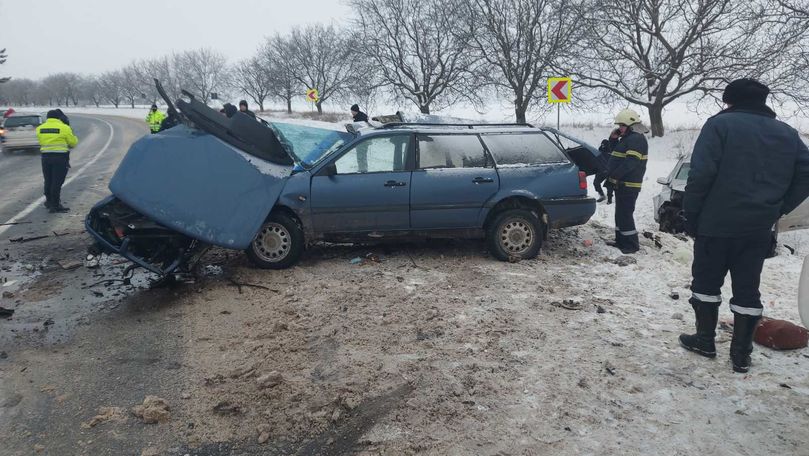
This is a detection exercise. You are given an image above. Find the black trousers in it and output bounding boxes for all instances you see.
[41,153,69,207]
[593,170,613,198]
[614,187,639,251]
[689,232,771,316]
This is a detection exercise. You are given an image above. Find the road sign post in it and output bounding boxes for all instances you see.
[547,77,572,130]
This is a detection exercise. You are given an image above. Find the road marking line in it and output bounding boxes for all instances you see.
[0,117,115,237]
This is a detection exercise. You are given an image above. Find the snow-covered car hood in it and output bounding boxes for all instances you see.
[109,125,292,249]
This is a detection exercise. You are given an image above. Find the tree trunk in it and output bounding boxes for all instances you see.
[515,105,527,124]
[130,100,135,109]
[419,104,430,114]
[648,104,664,137]
[258,101,264,112]
[286,97,292,114]
[316,101,323,114]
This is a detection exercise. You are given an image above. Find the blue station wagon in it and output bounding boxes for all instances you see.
[86,85,600,276]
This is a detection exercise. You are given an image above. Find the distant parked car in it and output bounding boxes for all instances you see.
[1,113,43,153]
[654,154,809,256]
[86,81,600,277]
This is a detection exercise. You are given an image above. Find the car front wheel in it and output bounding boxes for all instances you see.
[486,209,543,261]
[246,212,304,269]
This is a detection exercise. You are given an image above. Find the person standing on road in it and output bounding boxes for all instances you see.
[239,100,257,119]
[351,104,369,122]
[36,110,78,213]
[679,79,809,373]
[146,104,166,134]
[605,109,649,254]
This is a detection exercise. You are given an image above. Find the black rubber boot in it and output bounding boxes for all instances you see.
[679,302,719,358]
[730,313,761,373]
[49,204,70,213]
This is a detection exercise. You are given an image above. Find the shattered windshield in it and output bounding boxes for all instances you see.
[269,122,352,167]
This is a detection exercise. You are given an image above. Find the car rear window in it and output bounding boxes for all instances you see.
[481,133,567,166]
[3,116,41,128]
[417,134,490,169]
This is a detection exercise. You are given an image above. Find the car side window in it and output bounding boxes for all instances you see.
[334,135,409,174]
[482,133,568,165]
[417,134,490,169]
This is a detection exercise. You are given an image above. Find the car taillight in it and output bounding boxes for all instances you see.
[578,171,587,190]
[114,226,126,239]
[0,128,5,136]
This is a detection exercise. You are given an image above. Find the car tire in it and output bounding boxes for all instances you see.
[486,209,543,261]
[246,212,304,269]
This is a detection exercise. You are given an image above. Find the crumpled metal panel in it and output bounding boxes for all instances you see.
[109,125,292,249]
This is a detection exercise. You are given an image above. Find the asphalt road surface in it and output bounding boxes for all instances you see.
[0,114,147,241]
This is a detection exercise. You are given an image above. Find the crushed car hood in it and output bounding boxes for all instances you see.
[109,125,292,249]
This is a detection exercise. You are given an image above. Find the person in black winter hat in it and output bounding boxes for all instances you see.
[680,78,809,373]
[350,104,368,122]
[721,78,770,106]
[238,99,256,119]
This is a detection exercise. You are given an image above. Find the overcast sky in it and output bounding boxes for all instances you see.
[0,0,351,79]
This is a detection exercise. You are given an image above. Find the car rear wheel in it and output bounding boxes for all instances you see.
[246,212,304,269]
[486,209,543,261]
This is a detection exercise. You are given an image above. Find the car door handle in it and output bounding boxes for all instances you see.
[472,177,494,184]
[384,180,407,187]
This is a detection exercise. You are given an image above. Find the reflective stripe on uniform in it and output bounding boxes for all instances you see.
[608,177,642,188]
[625,150,647,160]
[611,151,626,158]
[730,304,763,316]
[692,292,722,303]
[40,147,69,153]
[620,230,638,236]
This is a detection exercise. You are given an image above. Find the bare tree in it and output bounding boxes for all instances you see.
[575,0,807,137]
[119,64,144,108]
[98,71,124,108]
[0,78,37,105]
[287,24,356,114]
[466,0,582,123]
[176,48,229,104]
[80,75,104,107]
[350,0,477,114]
[262,34,302,114]
[233,56,272,111]
[42,73,82,106]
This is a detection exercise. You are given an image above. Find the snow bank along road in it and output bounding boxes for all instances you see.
[0,118,807,455]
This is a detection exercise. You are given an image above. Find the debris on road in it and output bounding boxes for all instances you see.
[213,400,242,416]
[349,257,362,265]
[669,291,680,300]
[613,256,637,267]
[256,371,283,389]
[0,307,14,318]
[82,406,128,428]
[132,396,171,424]
[227,277,277,294]
[9,235,49,244]
[671,313,684,321]
[58,260,82,270]
[553,299,583,311]
[2,291,14,299]
[84,254,100,269]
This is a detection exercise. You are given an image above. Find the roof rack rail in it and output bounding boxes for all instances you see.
[379,122,535,129]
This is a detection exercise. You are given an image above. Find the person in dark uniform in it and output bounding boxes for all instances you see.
[239,100,257,119]
[605,109,649,254]
[679,79,809,373]
[593,134,618,204]
[36,110,78,213]
[351,104,369,122]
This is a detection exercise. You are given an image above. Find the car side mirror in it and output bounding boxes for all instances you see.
[657,177,669,185]
[322,163,337,177]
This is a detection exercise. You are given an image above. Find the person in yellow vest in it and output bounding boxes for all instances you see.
[146,104,167,134]
[36,110,78,213]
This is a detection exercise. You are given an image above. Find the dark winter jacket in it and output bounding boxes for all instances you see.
[352,111,369,122]
[683,104,809,237]
[606,129,648,191]
[241,108,256,119]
